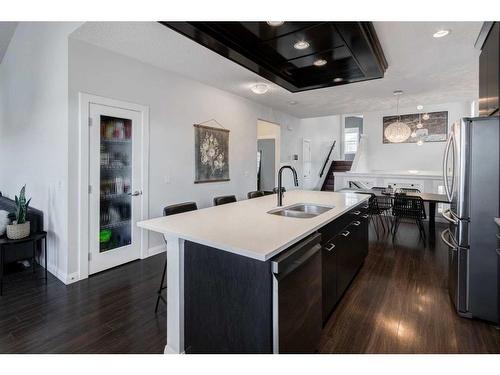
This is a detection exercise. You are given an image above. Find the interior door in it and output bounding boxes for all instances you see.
[89,103,143,274]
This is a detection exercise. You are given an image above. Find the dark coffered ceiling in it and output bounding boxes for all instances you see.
[160,21,388,93]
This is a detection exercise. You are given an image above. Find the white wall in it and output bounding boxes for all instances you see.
[67,39,300,276]
[280,115,341,190]
[0,22,82,283]
[361,101,470,171]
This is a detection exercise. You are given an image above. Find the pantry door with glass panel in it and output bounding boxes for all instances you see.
[89,103,143,275]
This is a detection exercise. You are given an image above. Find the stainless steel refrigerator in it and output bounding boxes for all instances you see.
[441,117,499,324]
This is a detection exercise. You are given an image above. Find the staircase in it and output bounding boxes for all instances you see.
[321,161,353,191]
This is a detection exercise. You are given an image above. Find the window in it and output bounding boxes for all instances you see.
[344,127,360,154]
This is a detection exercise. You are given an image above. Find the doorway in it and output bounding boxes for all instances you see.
[79,94,149,278]
[257,120,280,192]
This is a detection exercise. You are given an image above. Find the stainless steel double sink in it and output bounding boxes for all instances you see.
[268,203,334,219]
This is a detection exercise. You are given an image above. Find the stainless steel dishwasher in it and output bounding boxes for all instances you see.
[271,233,322,354]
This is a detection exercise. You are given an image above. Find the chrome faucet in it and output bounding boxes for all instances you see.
[277,165,299,206]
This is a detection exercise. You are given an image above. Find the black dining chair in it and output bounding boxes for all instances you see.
[371,187,393,226]
[391,194,427,245]
[353,192,385,239]
[247,191,265,199]
[155,202,198,313]
[213,195,237,206]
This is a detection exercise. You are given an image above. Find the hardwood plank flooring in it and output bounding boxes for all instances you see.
[320,222,500,353]
[0,222,499,353]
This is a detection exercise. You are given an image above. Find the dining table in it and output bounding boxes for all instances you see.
[339,188,451,241]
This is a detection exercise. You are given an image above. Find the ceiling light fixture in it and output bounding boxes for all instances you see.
[384,90,412,143]
[313,58,327,67]
[433,29,450,38]
[251,83,269,95]
[417,140,424,146]
[417,105,424,110]
[266,21,284,27]
[288,100,298,105]
[333,77,343,83]
[422,113,430,120]
[293,40,310,50]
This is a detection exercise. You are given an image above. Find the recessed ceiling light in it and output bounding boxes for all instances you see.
[433,29,450,38]
[293,41,310,50]
[417,105,424,110]
[251,83,269,94]
[333,77,343,83]
[288,100,298,105]
[422,113,430,120]
[417,140,424,146]
[266,21,284,27]
[313,58,327,67]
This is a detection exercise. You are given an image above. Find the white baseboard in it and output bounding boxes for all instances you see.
[146,244,167,257]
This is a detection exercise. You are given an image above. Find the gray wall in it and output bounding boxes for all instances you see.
[257,139,276,191]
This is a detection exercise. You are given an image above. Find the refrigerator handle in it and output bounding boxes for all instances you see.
[441,228,458,249]
[442,132,454,202]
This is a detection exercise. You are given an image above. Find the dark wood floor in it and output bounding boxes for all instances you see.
[0,222,499,353]
[320,222,500,353]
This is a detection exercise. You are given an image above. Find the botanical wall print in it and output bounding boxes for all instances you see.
[194,124,230,183]
[382,111,448,144]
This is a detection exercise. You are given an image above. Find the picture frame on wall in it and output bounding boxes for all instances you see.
[382,111,448,144]
[194,124,230,183]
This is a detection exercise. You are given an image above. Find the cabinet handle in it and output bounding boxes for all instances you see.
[352,221,361,226]
[325,243,336,252]
[362,214,369,219]
[341,230,350,237]
[352,210,361,216]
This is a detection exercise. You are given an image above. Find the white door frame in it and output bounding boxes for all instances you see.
[78,93,149,280]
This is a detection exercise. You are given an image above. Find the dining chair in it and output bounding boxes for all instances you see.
[247,191,265,199]
[353,192,385,239]
[156,201,198,313]
[371,187,393,227]
[391,194,427,245]
[213,195,237,206]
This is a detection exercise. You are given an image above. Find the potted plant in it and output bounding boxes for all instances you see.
[6,185,31,240]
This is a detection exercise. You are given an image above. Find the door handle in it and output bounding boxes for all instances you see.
[442,209,458,225]
[128,190,142,197]
[441,228,458,249]
[442,133,454,202]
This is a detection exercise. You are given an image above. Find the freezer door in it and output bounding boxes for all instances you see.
[441,228,469,314]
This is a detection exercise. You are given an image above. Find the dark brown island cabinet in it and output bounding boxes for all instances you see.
[478,22,499,117]
[183,201,370,354]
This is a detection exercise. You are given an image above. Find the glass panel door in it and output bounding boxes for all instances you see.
[99,115,133,253]
[89,102,143,275]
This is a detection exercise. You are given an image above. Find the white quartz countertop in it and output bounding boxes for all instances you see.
[137,190,369,261]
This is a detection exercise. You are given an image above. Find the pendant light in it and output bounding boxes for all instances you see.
[384,90,411,143]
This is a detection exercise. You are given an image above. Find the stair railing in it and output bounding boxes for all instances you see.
[319,140,336,178]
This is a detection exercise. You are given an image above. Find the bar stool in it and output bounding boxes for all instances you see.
[247,191,265,199]
[155,202,198,313]
[213,195,237,206]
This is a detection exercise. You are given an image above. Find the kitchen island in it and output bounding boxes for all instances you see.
[138,190,370,354]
